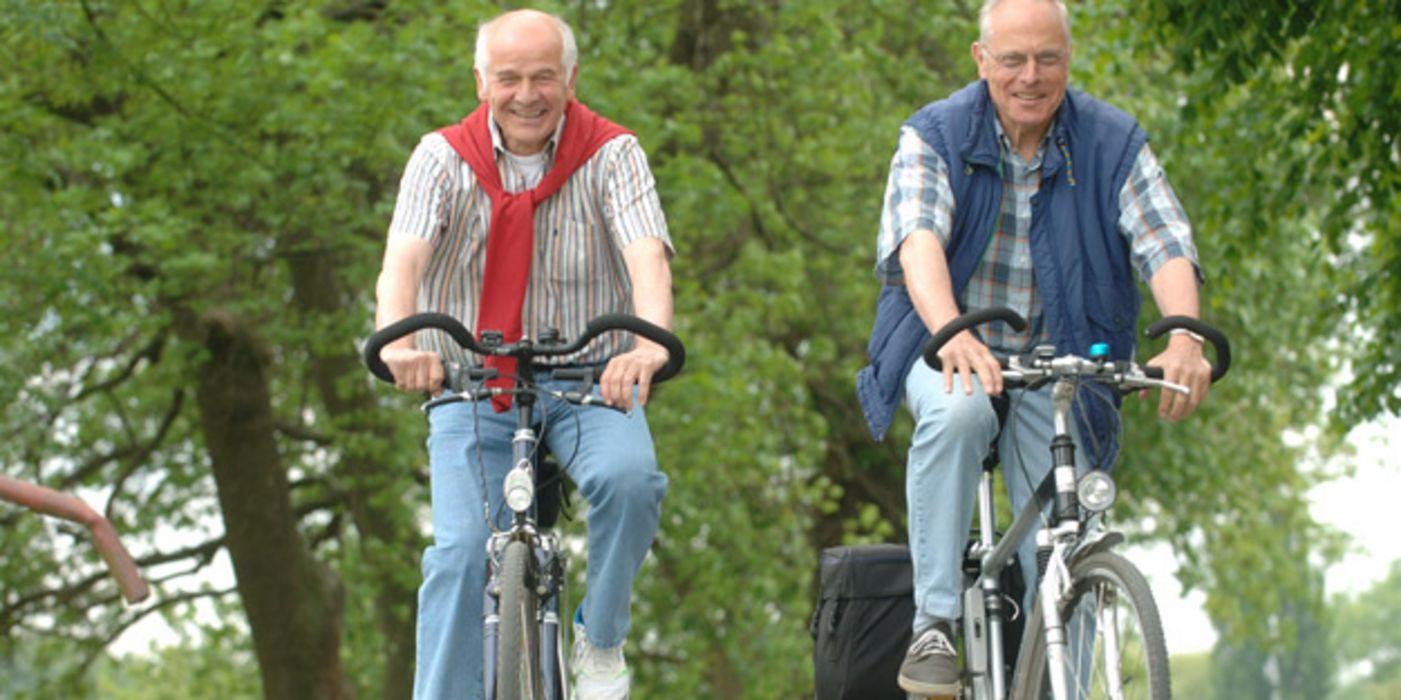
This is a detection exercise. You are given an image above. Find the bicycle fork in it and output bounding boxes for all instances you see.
[482,532,569,700]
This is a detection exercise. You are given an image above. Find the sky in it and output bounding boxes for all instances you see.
[1139,415,1400,654]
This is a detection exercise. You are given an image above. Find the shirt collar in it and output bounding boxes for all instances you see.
[487,109,566,158]
[992,116,1056,167]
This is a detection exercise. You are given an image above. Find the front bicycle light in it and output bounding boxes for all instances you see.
[504,466,535,514]
[1077,471,1117,513]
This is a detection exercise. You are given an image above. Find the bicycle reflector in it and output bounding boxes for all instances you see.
[504,467,535,514]
[1077,471,1117,512]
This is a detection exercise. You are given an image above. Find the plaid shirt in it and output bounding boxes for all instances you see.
[876,122,1198,354]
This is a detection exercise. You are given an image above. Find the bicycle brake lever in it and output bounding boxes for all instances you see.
[560,391,627,413]
[1132,377,1190,396]
[421,393,469,412]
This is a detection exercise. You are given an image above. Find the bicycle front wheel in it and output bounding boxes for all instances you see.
[497,540,542,700]
[1011,551,1170,700]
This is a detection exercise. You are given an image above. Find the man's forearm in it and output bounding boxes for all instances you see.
[1147,256,1201,319]
[375,237,432,347]
[899,230,961,334]
[623,237,674,335]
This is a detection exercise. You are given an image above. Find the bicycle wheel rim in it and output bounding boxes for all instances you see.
[497,540,542,700]
[1012,551,1170,700]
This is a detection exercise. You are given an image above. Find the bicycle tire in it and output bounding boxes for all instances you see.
[497,540,542,700]
[1011,551,1170,700]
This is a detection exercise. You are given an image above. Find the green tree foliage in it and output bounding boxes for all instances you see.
[1171,651,1211,698]
[0,0,1386,697]
[1207,565,1334,699]
[0,1,481,696]
[1332,561,1401,697]
[1136,0,1401,426]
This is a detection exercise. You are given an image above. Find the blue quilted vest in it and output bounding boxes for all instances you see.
[855,80,1148,469]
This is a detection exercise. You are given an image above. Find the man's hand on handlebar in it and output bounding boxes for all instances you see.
[600,341,669,410]
[382,346,445,395]
[1144,335,1212,422]
[937,330,1005,397]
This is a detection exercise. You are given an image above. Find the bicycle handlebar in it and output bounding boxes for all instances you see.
[0,475,150,604]
[363,313,687,386]
[921,307,1231,385]
[923,307,1029,368]
[1143,315,1232,382]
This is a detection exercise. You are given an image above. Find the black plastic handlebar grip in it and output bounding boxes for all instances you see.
[921,307,1030,372]
[581,314,686,383]
[363,313,477,384]
[1144,315,1232,383]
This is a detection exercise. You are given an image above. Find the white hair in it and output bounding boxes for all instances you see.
[473,10,578,79]
[978,0,1072,46]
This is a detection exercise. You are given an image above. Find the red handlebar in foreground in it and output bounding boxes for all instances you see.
[0,475,151,604]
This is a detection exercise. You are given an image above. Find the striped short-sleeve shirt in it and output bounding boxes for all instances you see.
[387,115,673,366]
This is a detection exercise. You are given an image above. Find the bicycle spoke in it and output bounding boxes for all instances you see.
[1013,552,1170,700]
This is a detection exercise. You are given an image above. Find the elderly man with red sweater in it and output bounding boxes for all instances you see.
[374,9,673,699]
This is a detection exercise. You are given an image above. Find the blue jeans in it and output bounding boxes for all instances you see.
[903,359,1085,633]
[414,376,667,700]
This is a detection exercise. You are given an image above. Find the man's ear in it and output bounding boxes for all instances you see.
[970,42,989,81]
[474,68,487,101]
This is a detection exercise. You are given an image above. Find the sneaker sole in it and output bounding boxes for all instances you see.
[897,673,962,697]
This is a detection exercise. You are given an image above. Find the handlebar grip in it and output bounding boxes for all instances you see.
[1144,316,1232,382]
[582,314,687,383]
[363,313,478,384]
[921,307,1029,372]
[551,368,595,382]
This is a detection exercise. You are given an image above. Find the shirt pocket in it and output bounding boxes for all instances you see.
[544,219,608,287]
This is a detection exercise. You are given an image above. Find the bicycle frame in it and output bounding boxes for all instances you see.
[960,380,1092,700]
[480,382,570,700]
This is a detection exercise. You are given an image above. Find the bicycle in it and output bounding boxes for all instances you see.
[364,312,685,700]
[0,475,150,605]
[917,306,1230,700]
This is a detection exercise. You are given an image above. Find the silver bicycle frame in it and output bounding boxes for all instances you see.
[962,379,1087,700]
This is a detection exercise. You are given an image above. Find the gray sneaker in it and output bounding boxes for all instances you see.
[897,621,961,696]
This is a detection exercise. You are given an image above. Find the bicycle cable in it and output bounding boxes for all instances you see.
[1002,380,1054,534]
[463,370,594,533]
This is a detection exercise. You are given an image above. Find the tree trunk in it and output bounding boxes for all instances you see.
[195,310,353,700]
[287,247,420,700]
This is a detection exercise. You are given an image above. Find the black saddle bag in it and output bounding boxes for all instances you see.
[810,544,914,700]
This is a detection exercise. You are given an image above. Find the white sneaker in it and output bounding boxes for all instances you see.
[571,613,630,700]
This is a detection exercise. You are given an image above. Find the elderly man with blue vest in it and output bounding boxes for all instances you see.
[854,0,1213,694]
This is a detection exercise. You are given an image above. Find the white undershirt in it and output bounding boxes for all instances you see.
[501,150,547,188]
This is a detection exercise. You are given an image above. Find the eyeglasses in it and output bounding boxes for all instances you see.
[981,47,1070,71]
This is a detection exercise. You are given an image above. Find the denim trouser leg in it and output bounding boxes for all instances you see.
[412,382,666,700]
[905,359,1001,628]
[537,382,667,648]
[904,360,1084,633]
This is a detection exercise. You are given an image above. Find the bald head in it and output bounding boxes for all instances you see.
[474,10,578,81]
[979,0,1071,46]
